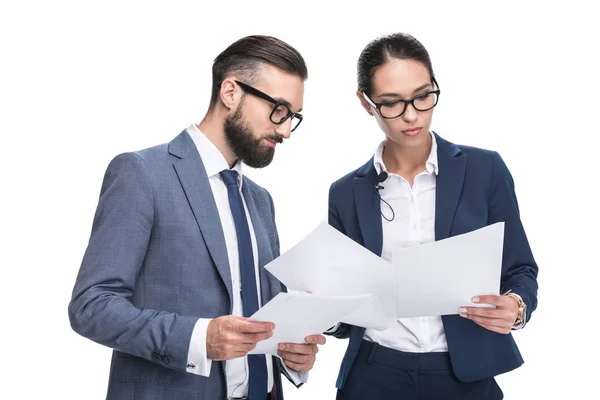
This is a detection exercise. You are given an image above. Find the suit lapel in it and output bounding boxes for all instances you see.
[434,132,468,240]
[433,133,469,333]
[242,182,277,305]
[353,158,383,257]
[169,131,233,311]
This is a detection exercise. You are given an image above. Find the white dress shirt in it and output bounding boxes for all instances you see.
[184,124,298,398]
[364,131,449,353]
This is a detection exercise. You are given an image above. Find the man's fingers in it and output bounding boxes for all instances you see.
[239,330,274,344]
[279,343,317,355]
[305,334,327,345]
[278,350,313,365]
[231,348,252,359]
[211,342,256,361]
[282,359,309,372]
[228,342,259,358]
[236,320,275,333]
[241,342,260,353]
[223,330,272,345]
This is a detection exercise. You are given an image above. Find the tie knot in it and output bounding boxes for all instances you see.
[220,169,239,186]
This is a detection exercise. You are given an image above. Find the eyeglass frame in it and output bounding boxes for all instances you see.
[217,80,303,132]
[362,79,441,119]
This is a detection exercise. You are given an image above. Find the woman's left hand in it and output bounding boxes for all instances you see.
[460,295,519,334]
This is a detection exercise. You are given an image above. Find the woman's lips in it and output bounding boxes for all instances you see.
[402,127,422,137]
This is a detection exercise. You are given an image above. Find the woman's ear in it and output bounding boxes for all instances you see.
[356,89,374,116]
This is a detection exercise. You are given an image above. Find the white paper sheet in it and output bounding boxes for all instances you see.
[393,222,505,318]
[248,291,374,355]
[263,221,505,330]
[265,222,397,330]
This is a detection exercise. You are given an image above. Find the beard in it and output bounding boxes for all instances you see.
[224,103,282,169]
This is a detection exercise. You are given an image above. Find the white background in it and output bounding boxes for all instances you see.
[1,1,598,398]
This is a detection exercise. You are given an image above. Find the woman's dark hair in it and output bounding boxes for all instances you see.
[357,33,436,95]
[209,35,307,108]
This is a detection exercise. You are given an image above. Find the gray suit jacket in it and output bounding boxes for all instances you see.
[69,130,289,399]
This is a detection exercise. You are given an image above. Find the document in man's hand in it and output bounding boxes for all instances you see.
[247,291,375,355]
[264,222,397,330]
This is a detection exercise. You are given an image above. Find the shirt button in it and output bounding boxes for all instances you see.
[412,225,417,230]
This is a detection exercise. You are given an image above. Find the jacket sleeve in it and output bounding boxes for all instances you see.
[68,152,198,373]
[488,151,539,323]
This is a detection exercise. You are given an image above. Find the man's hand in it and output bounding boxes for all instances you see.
[207,316,275,360]
[278,334,326,372]
[460,295,519,334]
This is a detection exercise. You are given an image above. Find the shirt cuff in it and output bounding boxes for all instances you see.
[324,323,341,334]
[278,355,309,385]
[186,318,213,376]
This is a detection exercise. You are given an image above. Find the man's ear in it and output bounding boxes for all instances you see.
[219,78,241,111]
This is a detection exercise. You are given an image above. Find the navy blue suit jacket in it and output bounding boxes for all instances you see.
[327,132,538,388]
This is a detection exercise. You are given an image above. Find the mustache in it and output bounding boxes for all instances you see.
[264,134,283,144]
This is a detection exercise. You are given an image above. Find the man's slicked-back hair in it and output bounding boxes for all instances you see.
[357,33,436,96]
[209,35,308,109]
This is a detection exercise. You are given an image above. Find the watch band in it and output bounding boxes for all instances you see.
[505,292,526,329]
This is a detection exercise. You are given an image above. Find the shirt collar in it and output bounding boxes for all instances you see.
[373,131,439,176]
[186,123,244,188]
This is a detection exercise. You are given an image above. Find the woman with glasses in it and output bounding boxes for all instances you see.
[327,33,538,400]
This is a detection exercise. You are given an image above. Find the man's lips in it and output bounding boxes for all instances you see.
[265,138,278,147]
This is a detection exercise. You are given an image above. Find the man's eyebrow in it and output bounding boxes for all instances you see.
[274,97,302,112]
[273,97,292,108]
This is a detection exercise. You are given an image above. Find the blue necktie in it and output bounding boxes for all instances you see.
[220,169,268,400]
